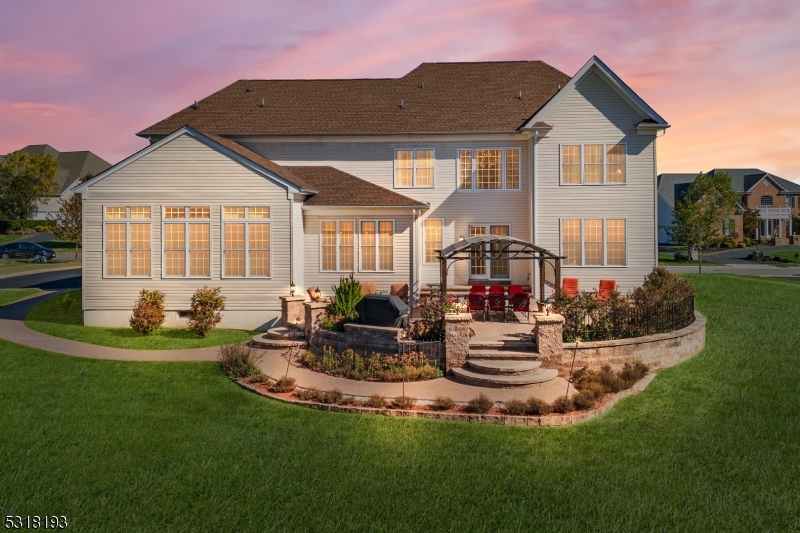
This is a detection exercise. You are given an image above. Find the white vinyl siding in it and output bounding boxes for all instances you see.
[560,143,627,185]
[457,148,521,190]
[103,205,152,278]
[394,149,434,188]
[560,219,626,267]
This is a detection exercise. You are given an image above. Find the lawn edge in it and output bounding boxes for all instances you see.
[0,265,81,279]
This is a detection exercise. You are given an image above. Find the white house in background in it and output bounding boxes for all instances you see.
[73,56,669,330]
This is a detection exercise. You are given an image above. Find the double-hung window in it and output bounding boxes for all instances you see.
[222,206,271,277]
[424,219,443,263]
[468,224,510,279]
[103,206,152,277]
[360,220,394,271]
[321,220,354,271]
[394,149,434,187]
[561,144,626,184]
[163,206,211,277]
[457,148,520,190]
[761,195,773,207]
[561,219,626,266]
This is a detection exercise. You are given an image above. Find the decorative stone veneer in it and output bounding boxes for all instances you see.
[280,296,307,327]
[553,312,706,373]
[343,323,403,345]
[444,313,472,372]
[535,314,565,364]
[303,302,328,340]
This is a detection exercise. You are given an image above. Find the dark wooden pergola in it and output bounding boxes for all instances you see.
[437,235,564,302]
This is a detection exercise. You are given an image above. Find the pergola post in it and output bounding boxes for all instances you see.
[439,256,448,295]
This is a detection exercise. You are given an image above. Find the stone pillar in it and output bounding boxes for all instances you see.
[444,313,472,372]
[280,296,307,328]
[536,313,564,365]
[303,302,328,341]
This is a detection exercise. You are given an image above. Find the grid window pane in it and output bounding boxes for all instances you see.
[584,145,603,184]
[395,150,413,187]
[476,150,502,189]
[607,219,626,265]
[105,223,126,250]
[761,195,773,207]
[416,149,434,187]
[130,207,150,219]
[130,224,150,250]
[106,251,126,276]
[164,251,185,276]
[505,149,519,189]
[249,206,270,219]
[378,221,393,271]
[250,251,270,277]
[224,207,245,219]
[360,221,376,271]
[321,221,336,270]
[584,219,604,265]
[249,224,270,250]
[470,225,487,275]
[164,224,185,250]
[189,224,210,276]
[225,224,245,250]
[105,207,126,219]
[131,250,151,277]
[490,225,510,278]
[562,145,581,184]
[189,206,210,219]
[606,144,626,183]
[226,251,245,277]
[562,220,581,265]
[424,219,442,263]
[163,207,184,219]
[339,221,354,271]
[458,150,473,189]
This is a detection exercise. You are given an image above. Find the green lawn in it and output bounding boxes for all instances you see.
[0,288,40,306]
[24,291,257,350]
[657,252,722,266]
[0,258,81,275]
[2,275,800,531]
[0,234,18,245]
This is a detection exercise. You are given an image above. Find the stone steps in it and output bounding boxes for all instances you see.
[250,333,307,350]
[265,326,306,341]
[469,340,537,352]
[466,359,542,375]
[450,366,559,388]
[468,350,539,361]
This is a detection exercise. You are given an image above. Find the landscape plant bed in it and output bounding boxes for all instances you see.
[300,347,443,381]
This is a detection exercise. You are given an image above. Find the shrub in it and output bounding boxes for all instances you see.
[364,394,387,408]
[466,393,494,414]
[249,372,270,385]
[296,387,321,401]
[551,396,575,414]
[572,390,598,410]
[736,242,746,248]
[323,273,362,330]
[409,294,457,341]
[503,398,527,416]
[432,396,455,411]
[721,241,732,248]
[217,343,262,378]
[129,289,166,334]
[187,286,225,337]
[632,266,695,307]
[272,376,296,393]
[340,396,358,406]
[620,361,649,386]
[300,346,442,382]
[525,397,553,416]
[320,389,343,404]
[391,396,417,410]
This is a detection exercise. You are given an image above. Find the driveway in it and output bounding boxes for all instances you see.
[0,268,81,290]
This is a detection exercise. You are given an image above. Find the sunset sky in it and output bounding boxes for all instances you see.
[1,0,799,182]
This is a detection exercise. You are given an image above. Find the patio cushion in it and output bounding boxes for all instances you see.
[360,282,377,296]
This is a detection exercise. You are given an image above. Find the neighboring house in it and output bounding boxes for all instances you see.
[0,145,112,220]
[657,169,800,244]
[74,56,669,330]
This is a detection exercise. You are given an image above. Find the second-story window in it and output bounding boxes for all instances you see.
[394,149,434,188]
[761,195,773,207]
[561,144,626,184]
[457,148,521,190]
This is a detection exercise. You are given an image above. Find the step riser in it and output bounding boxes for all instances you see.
[466,360,542,376]
[450,367,559,389]
[251,339,307,350]
[450,374,557,389]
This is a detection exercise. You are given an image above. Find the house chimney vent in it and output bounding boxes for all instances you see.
[420,82,424,89]
[518,90,522,99]
[192,100,198,109]
[260,98,265,107]
[246,87,251,92]
[400,99,405,109]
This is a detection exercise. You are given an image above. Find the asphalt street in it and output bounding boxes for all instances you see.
[0,268,81,290]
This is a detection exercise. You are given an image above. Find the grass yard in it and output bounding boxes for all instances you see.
[0,234,18,245]
[0,258,81,275]
[2,275,800,531]
[24,291,257,350]
[0,288,40,306]
[657,251,721,266]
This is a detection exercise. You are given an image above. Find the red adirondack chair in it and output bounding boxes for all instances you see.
[562,277,579,297]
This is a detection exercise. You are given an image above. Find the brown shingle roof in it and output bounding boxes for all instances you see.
[286,166,427,207]
[138,61,570,137]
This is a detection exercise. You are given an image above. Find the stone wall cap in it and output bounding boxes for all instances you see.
[280,295,307,302]
[536,314,564,325]
[562,312,705,348]
[344,323,403,333]
[444,313,473,322]
[303,301,329,309]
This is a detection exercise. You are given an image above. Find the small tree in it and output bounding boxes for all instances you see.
[742,208,761,240]
[670,171,739,273]
[50,194,82,260]
[187,286,225,337]
[130,289,167,334]
[0,151,58,222]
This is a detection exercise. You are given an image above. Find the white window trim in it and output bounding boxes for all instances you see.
[467,223,512,279]
[319,219,356,272]
[393,148,435,188]
[559,218,628,267]
[358,219,395,273]
[456,148,522,191]
[221,206,273,279]
[161,206,212,279]
[423,218,444,264]
[559,143,627,186]
[102,205,153,279]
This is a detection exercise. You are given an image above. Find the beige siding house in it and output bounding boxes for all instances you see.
[75,56,668,329]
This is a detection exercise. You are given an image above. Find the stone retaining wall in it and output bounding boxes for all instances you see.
[551,312,706,374]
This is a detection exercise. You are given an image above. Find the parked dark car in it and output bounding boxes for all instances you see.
[0,242,56,260]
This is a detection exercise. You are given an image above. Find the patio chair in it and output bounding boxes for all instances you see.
[508,285,524,296]
[360,282,377,296]
[598,279,617,300]
[489,285,505,294]
[467,292,487,321]
[488,292,506,322]
[562,277,579,297]
[512,292,531,323]
[470,284,486,294]
[389,283,409,303]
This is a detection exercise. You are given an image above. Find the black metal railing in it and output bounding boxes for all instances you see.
[312,329,444,368]
[561,296,695,343]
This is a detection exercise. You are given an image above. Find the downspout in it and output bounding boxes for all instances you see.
[411,208,417,308]
[289,194,293,293]
[654,131,661,265]
[531,131,538,292]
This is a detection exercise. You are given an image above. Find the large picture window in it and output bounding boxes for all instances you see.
[561,219,626,266]
[561,144,627,184]
[163,206,211,277]
[222,206,271,277]
[424,219,443,263]
[321,220,354,271]
[360,220,394,271]
[457,148,520,190]
[103,206,152,277]
[394,149,434,188]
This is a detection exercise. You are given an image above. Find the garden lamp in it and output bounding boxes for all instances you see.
[314,287,322,301]
[289,282,296,296]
